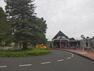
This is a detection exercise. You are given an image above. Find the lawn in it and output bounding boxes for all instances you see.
[0,48,50,57]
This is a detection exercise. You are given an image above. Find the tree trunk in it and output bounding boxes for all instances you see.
[22,42,28,50]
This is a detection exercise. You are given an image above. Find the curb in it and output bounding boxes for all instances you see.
[63,50,94,61]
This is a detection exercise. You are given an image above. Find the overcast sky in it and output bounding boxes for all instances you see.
[0,0,94,40]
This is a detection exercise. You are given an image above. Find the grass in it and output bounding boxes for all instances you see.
[0,48,50,57]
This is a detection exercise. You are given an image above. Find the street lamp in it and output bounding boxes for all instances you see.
[81,35,85,51]
[60,39,61,48]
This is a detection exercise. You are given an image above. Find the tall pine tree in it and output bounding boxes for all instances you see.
[0,7,10,46]
[5,0,47,49]
[30,17,47,45]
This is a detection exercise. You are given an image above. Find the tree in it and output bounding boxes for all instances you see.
[0,7,10,46]
[5,0,47,49]
[30,17,47,45]
[5,0,35,49]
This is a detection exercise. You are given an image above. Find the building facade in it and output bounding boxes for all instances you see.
[51,31,94,50]
[51,31,80,49]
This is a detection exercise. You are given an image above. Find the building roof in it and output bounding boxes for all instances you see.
[52,31,68,40]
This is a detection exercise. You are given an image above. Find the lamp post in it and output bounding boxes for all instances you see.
[81,35,85,51]
[86,37,90,51]
[60,39,61,48]
[51,41,53,48]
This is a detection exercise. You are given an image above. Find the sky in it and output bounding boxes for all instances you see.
[0,0,94,40]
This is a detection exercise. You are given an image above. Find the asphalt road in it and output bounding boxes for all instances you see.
[0,50,94,71]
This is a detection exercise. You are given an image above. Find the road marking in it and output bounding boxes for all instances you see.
[41,62,51,64]
[71,54,74,58]
[0,66,8,68]
[64,51,74,55]
[63,51,74,57]
[67,57,71,60]
[19,64,32,67]
[57,59,64,62]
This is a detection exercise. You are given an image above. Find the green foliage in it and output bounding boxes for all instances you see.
[5,0,35,45]
[5,0,35,20]
[30,17,47,45]
[5,0,47,49]
[0,48,50,57]
[0,7,11,46]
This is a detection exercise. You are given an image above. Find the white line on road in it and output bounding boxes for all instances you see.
[41,62,51,64]
[0,66,8,68]
[57,59,64,62]
[71,54,74,58]
[19,64,32,67]
[63,51,71,55]
[63,51,74,57]
[67,57,71,60]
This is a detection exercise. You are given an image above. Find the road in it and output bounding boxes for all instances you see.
[0,50,94,71]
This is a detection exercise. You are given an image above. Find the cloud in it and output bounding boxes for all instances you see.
[0,0,6,9]
[0,0,94,40]
[35,0,94,40]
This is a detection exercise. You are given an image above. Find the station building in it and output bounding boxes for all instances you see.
[51,31,86,49]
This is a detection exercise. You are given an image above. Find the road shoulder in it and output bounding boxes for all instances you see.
[63,49,94,61]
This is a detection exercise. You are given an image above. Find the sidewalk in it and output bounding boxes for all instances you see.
[64,49,94,61]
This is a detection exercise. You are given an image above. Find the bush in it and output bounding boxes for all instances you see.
[0,48,50,57]
[36,44,47,48]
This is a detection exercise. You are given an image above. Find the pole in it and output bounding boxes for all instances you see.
[60,39,61,48]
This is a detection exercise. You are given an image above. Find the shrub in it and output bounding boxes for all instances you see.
[0,48,50,57]
[36,44,47,49]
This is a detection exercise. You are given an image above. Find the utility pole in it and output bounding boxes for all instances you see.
[60,39,61,48]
